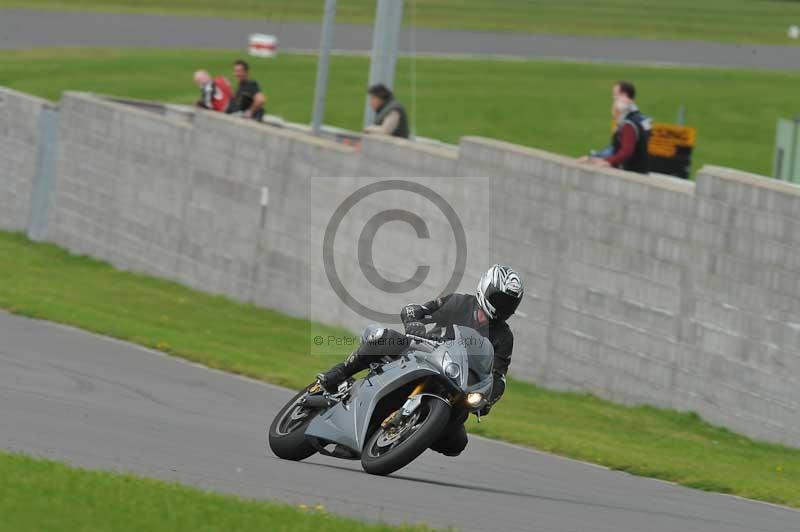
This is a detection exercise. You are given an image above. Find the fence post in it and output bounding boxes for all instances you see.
[311,0,337,136]
[27,105,59,241]
[363,0,404,128]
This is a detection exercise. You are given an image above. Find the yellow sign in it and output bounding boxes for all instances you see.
[648,123,696,158]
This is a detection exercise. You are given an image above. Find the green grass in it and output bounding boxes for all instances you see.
[2,230,800,508]
[2,48,799,177]
[0,235,342,390]
[0,450,434,532]
[4,0,800,45]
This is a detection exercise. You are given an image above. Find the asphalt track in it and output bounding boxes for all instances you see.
[2,8,800,70]
[1,311,799,531]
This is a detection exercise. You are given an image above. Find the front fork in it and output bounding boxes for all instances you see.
[381,378,454,429]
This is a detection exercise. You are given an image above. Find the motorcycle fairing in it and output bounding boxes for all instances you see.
[305,356,442,454]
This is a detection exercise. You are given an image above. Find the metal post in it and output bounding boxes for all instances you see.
[311,0,337,136]
[676,104,686,126]
[363,0,404,128]
[790,115,800,183]
[27,105,59,242]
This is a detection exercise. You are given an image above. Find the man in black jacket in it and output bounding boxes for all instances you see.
[316,265,524,456]
[227,59,266,120]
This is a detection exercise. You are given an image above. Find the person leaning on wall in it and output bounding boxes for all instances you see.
[363,84,409,139]
[227,59,266,121]
[192,70,232,113]
[579,80,652,174]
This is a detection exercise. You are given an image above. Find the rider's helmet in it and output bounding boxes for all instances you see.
[476,264,524,321]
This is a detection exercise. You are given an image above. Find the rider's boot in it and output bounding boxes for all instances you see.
[316,351,367,393]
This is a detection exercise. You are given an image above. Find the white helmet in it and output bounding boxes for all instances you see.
[476,265,524,321]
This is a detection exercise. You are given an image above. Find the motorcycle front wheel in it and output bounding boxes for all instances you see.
[268,386,319,461]
[361,396,450,476]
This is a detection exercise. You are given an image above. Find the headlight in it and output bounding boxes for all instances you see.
[466,392,483,406]
[442,351,460,380]
[444,363,461,379]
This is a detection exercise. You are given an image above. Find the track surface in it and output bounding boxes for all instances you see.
[1,311,798,531]
[2,8,800,70]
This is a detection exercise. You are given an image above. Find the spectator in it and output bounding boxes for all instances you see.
[580,80,651,174]
[193,70,232,112]
[612,80,635,107]
[227,59,266,120]
[364,84,409,139]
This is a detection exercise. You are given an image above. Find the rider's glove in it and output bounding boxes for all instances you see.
[480,374,506,416]
[404,321,426,337]
[490,373,506,403]
[401,304,426,324]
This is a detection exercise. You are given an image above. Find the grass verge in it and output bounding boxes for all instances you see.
[1,230,799,507]
[3,0,800,45]
[2,48,798,177]
[0,450,434,532]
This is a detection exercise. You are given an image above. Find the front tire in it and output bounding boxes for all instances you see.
[268,386,319,461]
[361,397,450,476]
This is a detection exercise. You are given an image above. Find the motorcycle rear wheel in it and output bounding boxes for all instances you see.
[268,386,319,461]
[361,396,450,476]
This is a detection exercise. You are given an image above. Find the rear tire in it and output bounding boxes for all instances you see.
[361,397,450,476]
[268,386,319,461]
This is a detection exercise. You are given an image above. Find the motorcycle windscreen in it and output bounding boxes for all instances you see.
[454,326,493,380]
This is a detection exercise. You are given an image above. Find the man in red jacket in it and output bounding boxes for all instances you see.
[193,70,233,113]
[581,81,652,174]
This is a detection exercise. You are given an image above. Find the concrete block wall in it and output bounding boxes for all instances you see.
[48,94,360,320]
[458,137,800,446]
[177,110,273,301]
[49,93,193,281]
[550,161,703,413]
[457,138,573,382]
[358,135,458,178]
[689,166,800,444]
[0,88,49,232]
[461,137,697,400]
[189,111,360,317]
[309,139,472,331]
[6,89,799,446]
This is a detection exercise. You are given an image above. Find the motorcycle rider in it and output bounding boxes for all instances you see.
[316,264,523,456]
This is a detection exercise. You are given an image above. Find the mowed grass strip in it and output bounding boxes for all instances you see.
[2,48,798,177]
[3,0,800,45]
[1,231,799,507]
[0,451,436,532]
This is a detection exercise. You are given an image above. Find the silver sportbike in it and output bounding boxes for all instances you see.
[268,324,493,475]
